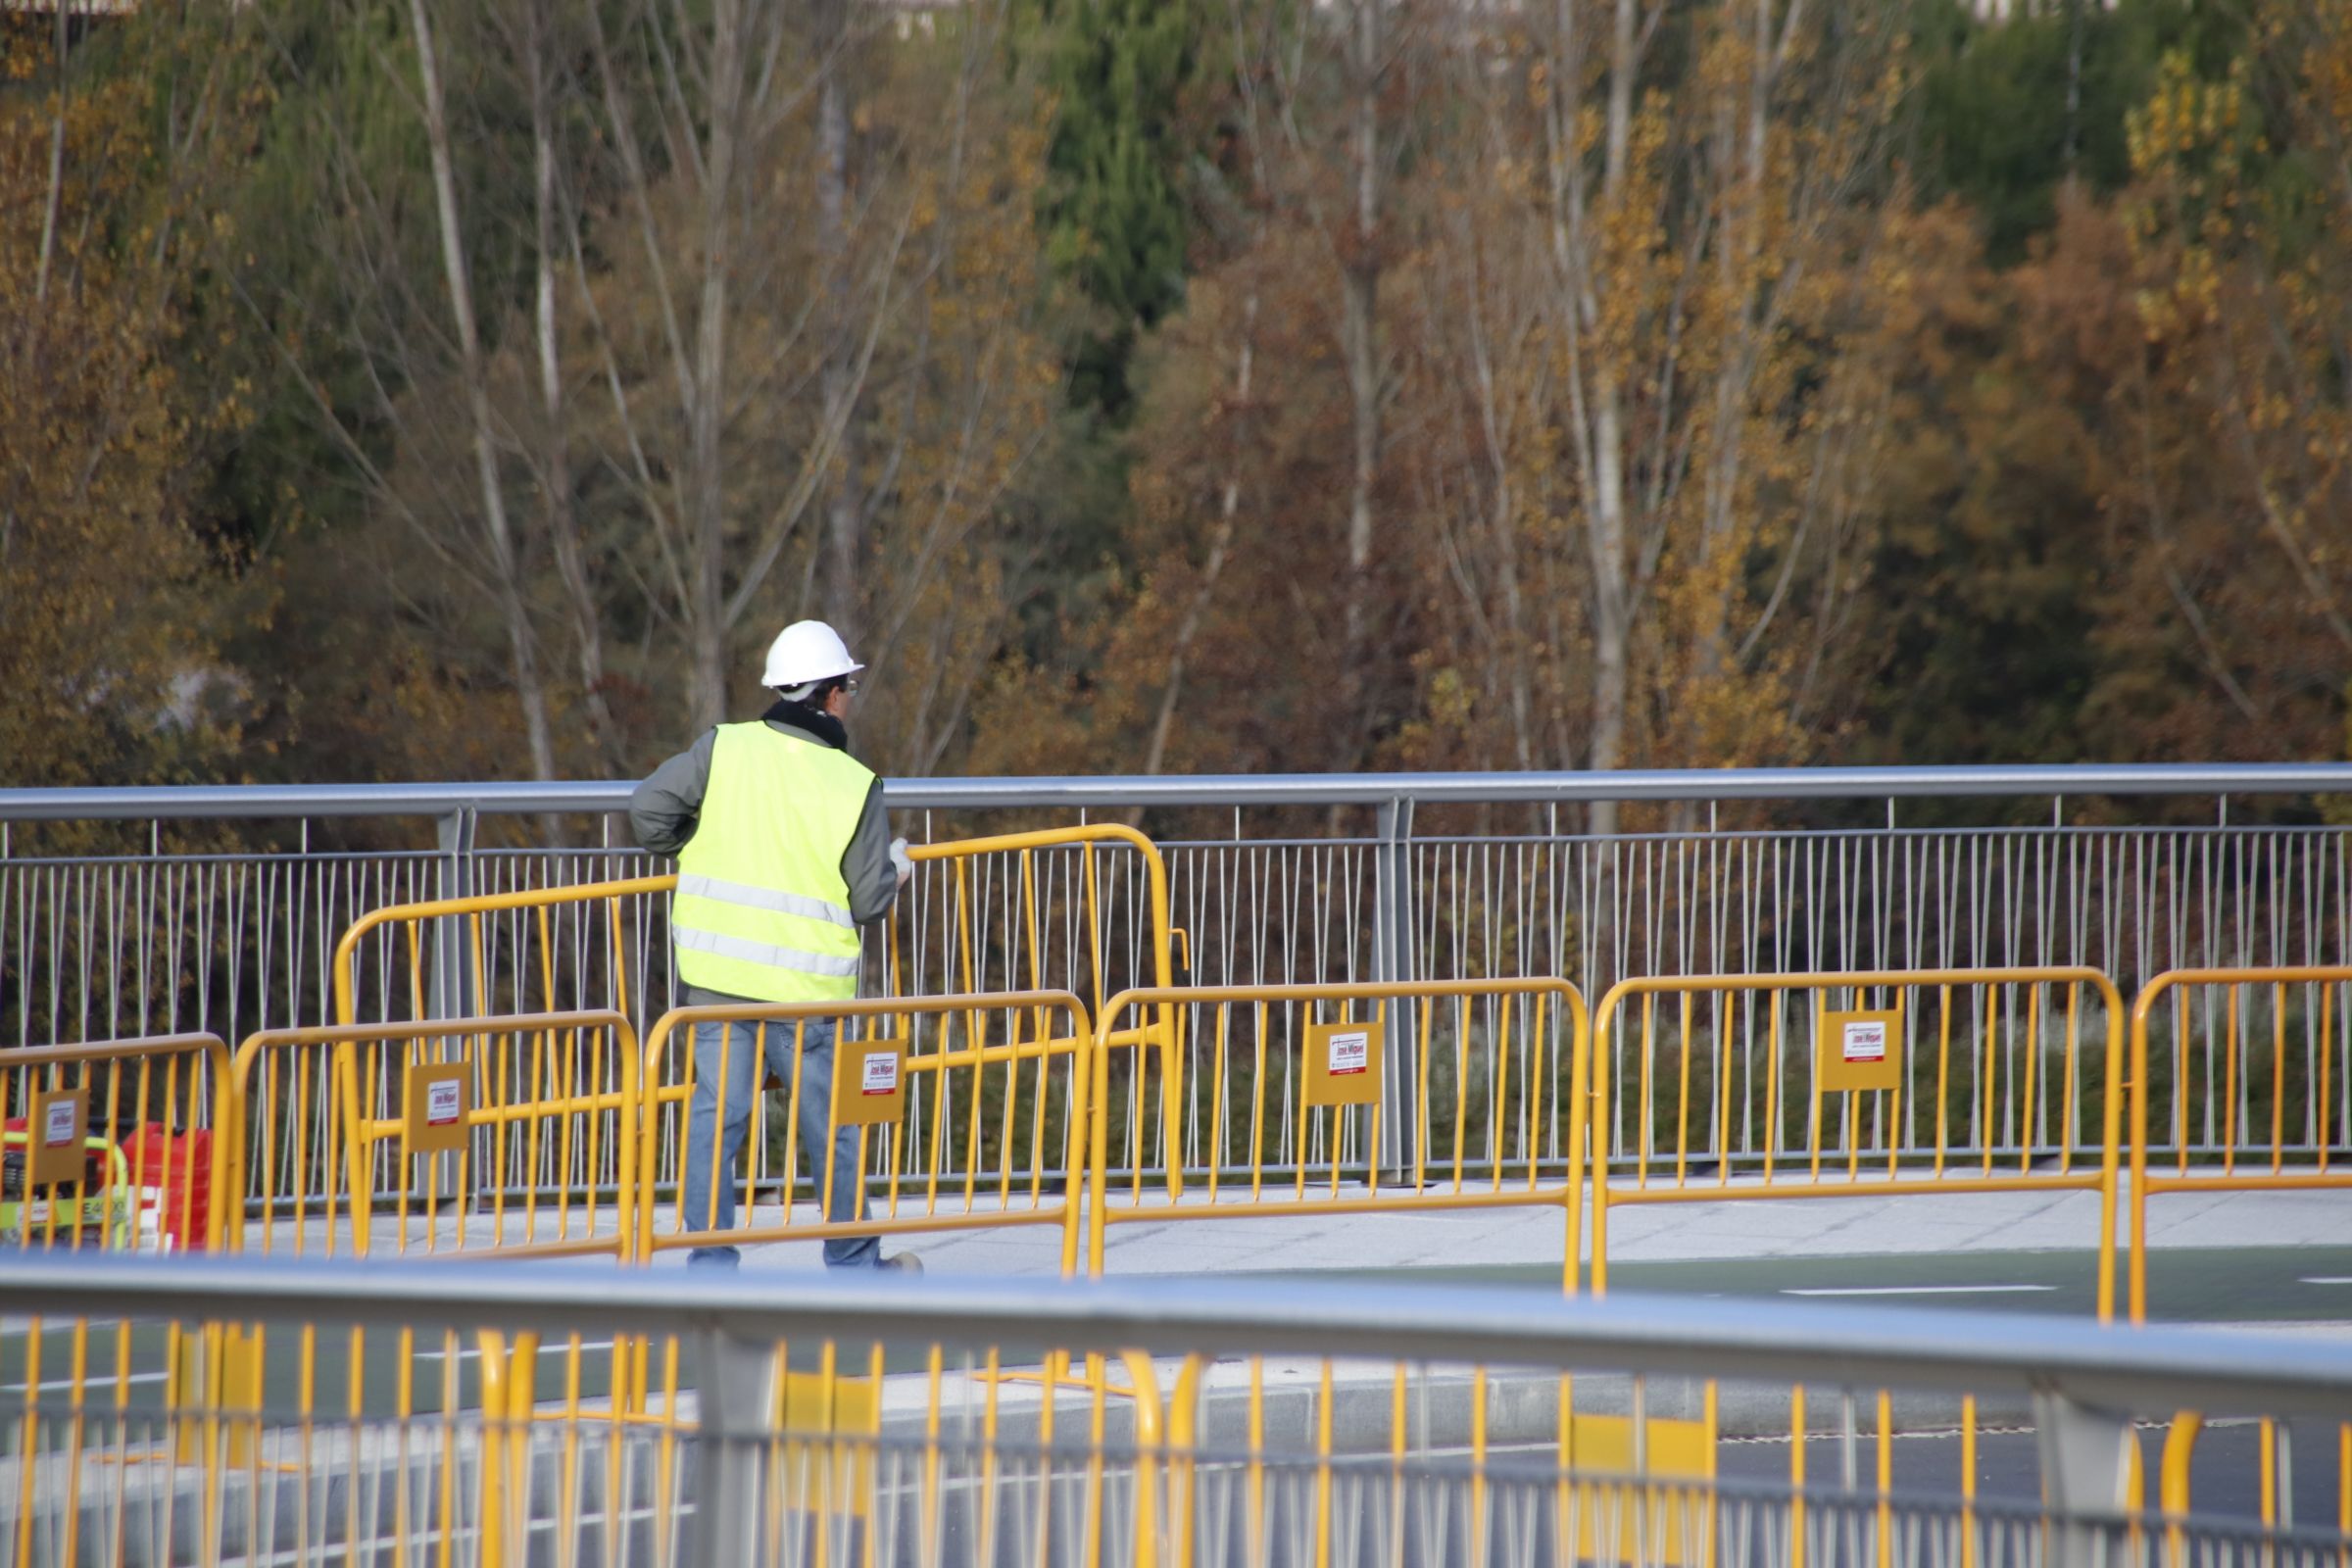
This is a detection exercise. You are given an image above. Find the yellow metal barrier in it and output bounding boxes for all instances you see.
[2,1032,232,1564]
[222,1010,641,1261]
[1086,979,1592,1285]
[332,873,667,1025]
[633,992,1094,1273]
[1159,1352,1721,1568]
[331,824,1177,1023]
[1,1033,227,1255]
[1590,968,2126,1320]
[329,824,1181,1193]
[887,822,1180,1047]
[2128,964,2352,1323]
[461,1328,1168,1567]
[210,1012,641,1490]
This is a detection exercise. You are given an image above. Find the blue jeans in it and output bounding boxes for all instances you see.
[679,1015,879,1269]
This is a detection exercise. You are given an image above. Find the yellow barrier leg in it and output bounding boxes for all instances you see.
[479,1331,510,1568]
[1121,1350,1166,1568]
[1789,1386,1807,1568]
[2162,1412,2203,1568]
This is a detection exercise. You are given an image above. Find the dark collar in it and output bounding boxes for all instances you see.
[760,698,849,751]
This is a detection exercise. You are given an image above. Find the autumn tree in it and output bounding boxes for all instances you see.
[0,13,256,789]
[2101,10,2352,760]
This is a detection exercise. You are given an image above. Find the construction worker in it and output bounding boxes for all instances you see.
[629,620,919,1272]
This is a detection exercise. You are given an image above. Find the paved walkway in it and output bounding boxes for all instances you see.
[685,1180,2352,1278]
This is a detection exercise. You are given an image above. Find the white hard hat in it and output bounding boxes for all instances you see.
[760,620,863,690]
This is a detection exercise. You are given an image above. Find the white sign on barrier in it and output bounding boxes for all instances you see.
[1304,1018,1383,1107]
[1327,1029,1370,1077]
[835,1041,906,1126]
[1817,1007,1901,1093]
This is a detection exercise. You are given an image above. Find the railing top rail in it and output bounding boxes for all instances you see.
[2132,965,2352,1016]
[1597,966,2126,1005]
[2,1252,2345,1419]
[236,1009,636,1052]
[0,1032,229,1067]
[644,992,1089,1031]
[8,762,2352,823]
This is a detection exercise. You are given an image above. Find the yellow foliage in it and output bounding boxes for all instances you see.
[0,24,250,786]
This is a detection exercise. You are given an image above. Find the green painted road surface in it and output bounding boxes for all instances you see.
[1286,1246,2352,1322]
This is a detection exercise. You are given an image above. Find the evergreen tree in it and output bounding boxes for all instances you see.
[1909,0,2241,266]
[1031,0,1204,419]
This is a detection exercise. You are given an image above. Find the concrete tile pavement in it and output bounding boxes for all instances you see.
[685,1178,2352,1278]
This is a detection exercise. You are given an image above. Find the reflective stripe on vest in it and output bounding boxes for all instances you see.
[674,927,861,979]
[672,721,873,1004]
[676,871,855,930]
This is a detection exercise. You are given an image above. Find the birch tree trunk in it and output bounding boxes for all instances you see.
[405,0,558,781]
[685,0,748,730]
[1337,0,1385,765]
[525,0,616,762]
[1555,0,1646,838]
[34,2,68,309]
[817,0,865,647]
[1146,287,1258,776]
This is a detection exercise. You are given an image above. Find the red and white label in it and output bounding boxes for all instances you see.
[1327,1029,1371,1077]
[42,1100,76,1149]
[861,1053,901,1097]
[425,1079,465,1127]
[1842,1020,1887,1064]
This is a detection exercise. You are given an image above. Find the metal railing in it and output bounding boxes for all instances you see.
[11,766,2352,1182]
[8,1251,2352,1568]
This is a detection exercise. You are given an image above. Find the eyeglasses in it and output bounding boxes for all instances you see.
[842,678,860,697]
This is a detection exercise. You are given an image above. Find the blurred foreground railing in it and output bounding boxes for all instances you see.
[8,1252,2352,1568]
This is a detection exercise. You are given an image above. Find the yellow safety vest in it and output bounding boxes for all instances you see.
[671,722,874,1003]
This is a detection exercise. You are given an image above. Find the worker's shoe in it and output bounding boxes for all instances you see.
[878,1252,923,1275]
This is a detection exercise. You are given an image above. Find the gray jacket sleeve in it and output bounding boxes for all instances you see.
[841,778,899,926]
[628,731,716,857]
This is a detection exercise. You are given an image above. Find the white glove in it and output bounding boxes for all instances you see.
[890,837,914,887]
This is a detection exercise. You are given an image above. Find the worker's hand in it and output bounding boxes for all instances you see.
[890,837,914,887]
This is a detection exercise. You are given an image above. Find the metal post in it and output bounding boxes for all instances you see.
[1374,796,1417,1180]
[690,1327,781,1568]
[427,808,478,1203]
[431,807,479,1020]
[2033,1389,2137,1568]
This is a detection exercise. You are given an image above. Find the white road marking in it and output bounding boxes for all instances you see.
[2299,1276,2352,1285]
[415,1340,615,1362]
[1782,1284,2057,1297]
[3,1372,170,1395]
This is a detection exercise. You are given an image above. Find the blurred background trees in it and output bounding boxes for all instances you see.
[4,0,2348,794]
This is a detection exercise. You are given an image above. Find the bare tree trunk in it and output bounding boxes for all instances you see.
[1146,288,1260,775]
[1336,0,1385,768]
[34,2,69,307]
[526,0,616,763]
[406,0,558,781]
[687,0,749,730]
[1689,0,1795,730]
[1581,0,1642,840]
[817,0,865,647]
